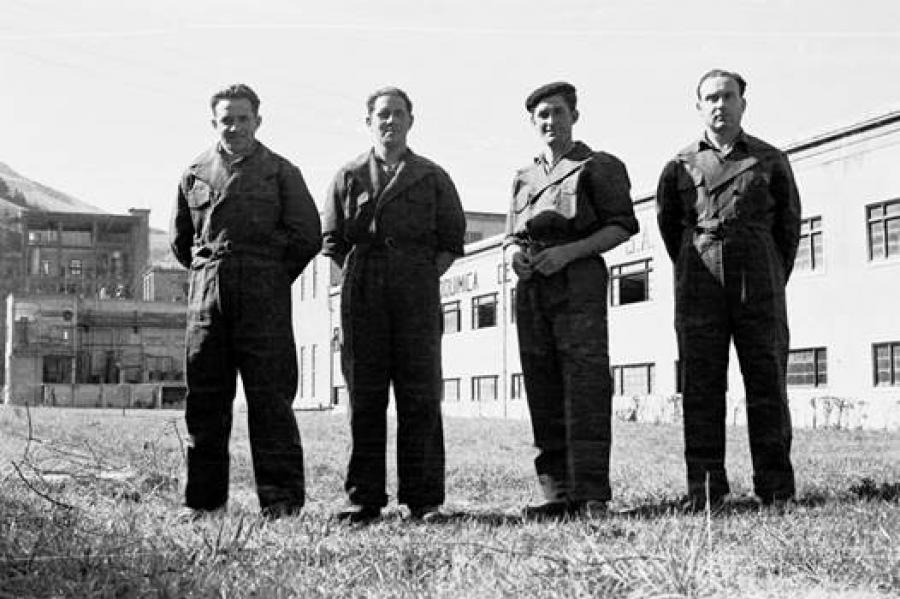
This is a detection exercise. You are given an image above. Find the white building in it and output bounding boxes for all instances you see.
[293,109,900,428]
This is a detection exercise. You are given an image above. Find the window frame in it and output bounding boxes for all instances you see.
[471,374,499,402]
[609,258,653,307]
[866,199,900,261]
[786,347,828,387]
[471,293,498,329]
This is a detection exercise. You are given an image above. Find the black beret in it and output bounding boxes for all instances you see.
[525,82,577,112]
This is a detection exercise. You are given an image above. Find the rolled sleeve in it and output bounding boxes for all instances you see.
[586,155,639,235]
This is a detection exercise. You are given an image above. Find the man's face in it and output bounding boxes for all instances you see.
[211,98,261,155]
[367,94,413,150]
[530,95,578,148]
[696,76,746,135]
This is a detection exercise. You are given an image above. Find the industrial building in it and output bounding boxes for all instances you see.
[293,108,900,428]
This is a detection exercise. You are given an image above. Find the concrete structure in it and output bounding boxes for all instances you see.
[3,293,186,406]
[294,110,900,428]
[142,265,189,303]
[19,209,149,299]
[1,207,152,387]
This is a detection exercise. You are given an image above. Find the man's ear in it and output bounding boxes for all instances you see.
[571,109,579,124]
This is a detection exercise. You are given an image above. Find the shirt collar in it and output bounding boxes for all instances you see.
[697,130,748,154]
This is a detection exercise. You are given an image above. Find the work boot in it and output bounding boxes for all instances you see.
[407,504,444,523]
[335,504,381,524]
[522,500,577,521]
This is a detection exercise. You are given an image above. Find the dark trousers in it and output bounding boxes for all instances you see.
[183,258,305,511]
[516,257,612,503]
[676,248,795,502]
[340,248,445,508]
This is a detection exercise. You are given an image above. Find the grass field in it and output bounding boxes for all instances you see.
[1,405,898,598]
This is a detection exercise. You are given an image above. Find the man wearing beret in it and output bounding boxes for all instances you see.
[507,82,639,519]
[656,69,800,511]
[171,84,321,519]
[323,87,466,523]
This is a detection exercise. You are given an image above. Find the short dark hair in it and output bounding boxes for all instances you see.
[696,69,747,99]
[210,84,261,115]
[366,86,413,116]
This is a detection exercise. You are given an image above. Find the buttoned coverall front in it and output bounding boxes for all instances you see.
[171,142,321,512]
[508,142,639,504]
[656,132,801,503]
[322,149,466,510]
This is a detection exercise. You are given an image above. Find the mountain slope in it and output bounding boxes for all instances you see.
[0,161,106,213]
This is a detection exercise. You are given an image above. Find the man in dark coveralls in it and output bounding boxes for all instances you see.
[171,84,321,519]
[507,82,638,519]
[656,69,801,510]
[322,87,466,523]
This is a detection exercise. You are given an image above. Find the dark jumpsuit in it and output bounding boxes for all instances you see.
[322,149,466,510]
[170,142,321,512]
[656,131,801,503]
[507,142,638,504]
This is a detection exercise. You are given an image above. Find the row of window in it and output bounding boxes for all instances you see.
[434,342,900,403]
[442,291,517,333]
[441,373,526,402]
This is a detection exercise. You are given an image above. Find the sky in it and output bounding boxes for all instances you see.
[2,0,900,230]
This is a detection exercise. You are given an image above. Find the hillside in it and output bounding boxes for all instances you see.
[0,161,106,214]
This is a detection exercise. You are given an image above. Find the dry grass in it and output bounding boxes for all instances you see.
[1,405,898,598]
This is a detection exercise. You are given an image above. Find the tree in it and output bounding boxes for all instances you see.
[0,176,9,199]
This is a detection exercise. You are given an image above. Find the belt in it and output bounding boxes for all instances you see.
[193,240,283,260]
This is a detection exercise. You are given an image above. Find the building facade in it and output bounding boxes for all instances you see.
[3,293,187,406]
[293,110,900,428]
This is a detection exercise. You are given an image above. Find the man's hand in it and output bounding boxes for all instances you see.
[531,245,576,276]
[511,251,533,281]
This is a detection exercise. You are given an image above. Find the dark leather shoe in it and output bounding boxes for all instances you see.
[575,499,608,518]
[408,505,444,522]
[335,504,381,524]
[522,501,576,520]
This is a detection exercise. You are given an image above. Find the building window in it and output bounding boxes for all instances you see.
[510,288,517,323]
[299,270,306,301]
[610,259,652,306]
[867,199,900,260]
[69,259,82,276]
[60,229,92,247]
[332,386,348,406]
[311,344,317,397]
[873,342,900,386]
[442,378,461,402]
[472,293,498,329]
[40,260,51,277]
[28,228,59,245]
[510,373,526,400]
[331,327,341,353]
[442,301,461,334]
[611,363,655,396]
[464,231,484,244]
[311,258,318,299]
[795,216,824,272]
[472,375,498,401]
[299,346,306,398]
[787,347,827,387]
